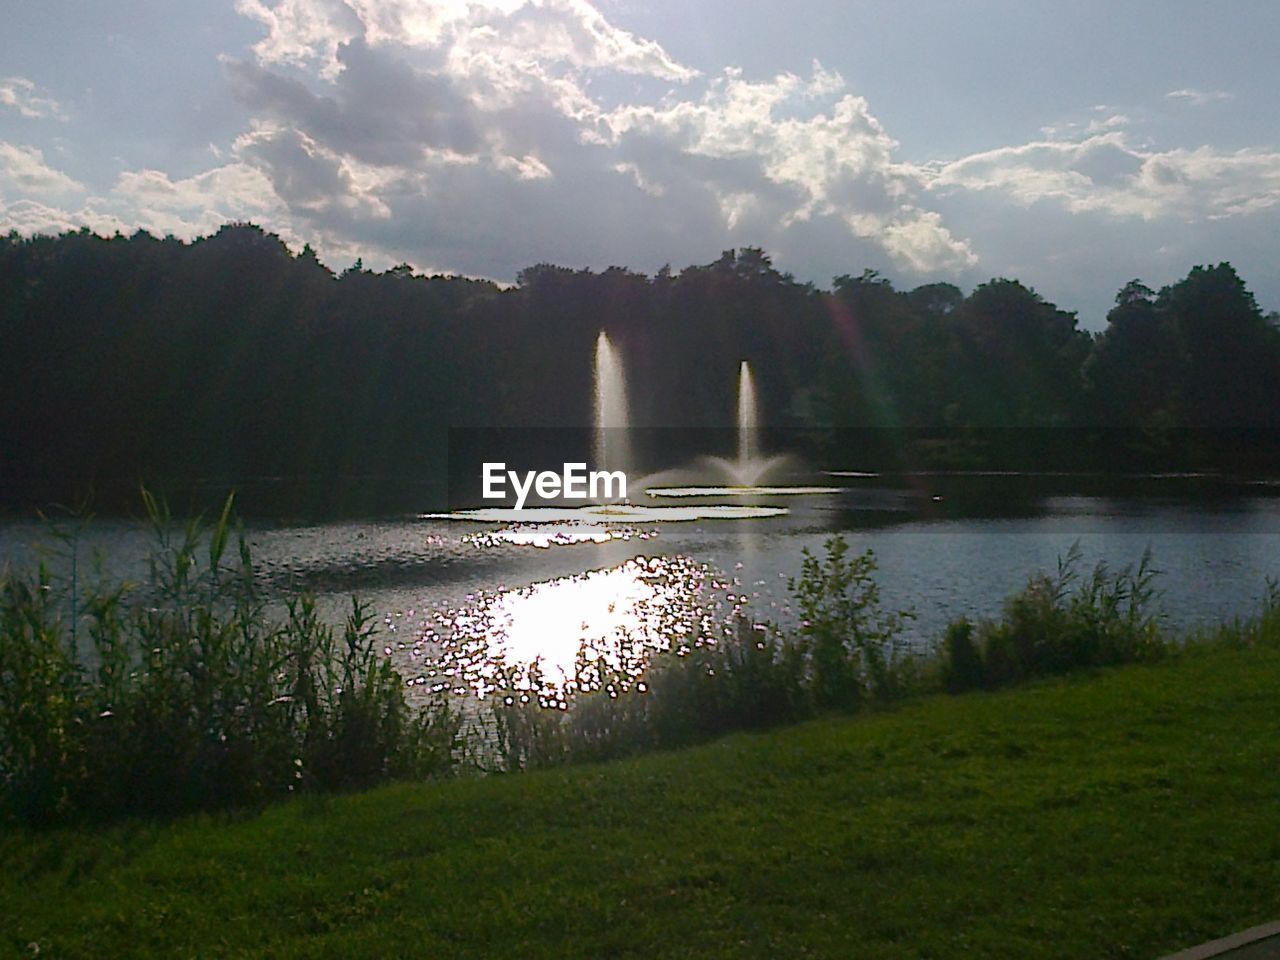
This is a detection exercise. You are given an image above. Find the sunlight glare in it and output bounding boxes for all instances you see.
[410,555,741,700]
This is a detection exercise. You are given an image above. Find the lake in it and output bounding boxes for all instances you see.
[3,473,1279,698]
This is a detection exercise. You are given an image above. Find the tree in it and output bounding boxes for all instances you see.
[950,280,1089,427]
[1158,263,1280,427]
[1083,278,1183,432]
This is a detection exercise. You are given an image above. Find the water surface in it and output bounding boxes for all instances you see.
[4,475,1278,698]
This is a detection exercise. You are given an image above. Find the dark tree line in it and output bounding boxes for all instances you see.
[2,224,1279,508]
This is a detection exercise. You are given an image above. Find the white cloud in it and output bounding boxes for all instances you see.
[1166,88,1234,107]
[925,130,1280,222]
[1086,114,1130,134]
[0,77,65,120]
[493,151,552,179]
[470,0,697,80]
[1041,112,1130,139]
[0,158,291,248]
[882,209,977,273]
[0,143,84,196]
[235,0,365,78]
[0,198,130,237]
[611,160,662,196]
[717,190,758,231]
[236,0,695,81]
[600,63,974,271]
[111,161,290,236]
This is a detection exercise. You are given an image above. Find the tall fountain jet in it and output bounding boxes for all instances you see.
[701,358,778,488]
[737,360,759,470]
[702,358,787,487]
[593,331,632,497]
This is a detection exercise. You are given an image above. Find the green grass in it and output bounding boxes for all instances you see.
[5,641,1279,959]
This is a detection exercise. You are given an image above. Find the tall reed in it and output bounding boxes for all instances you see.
[941,542,1165,692]
[0,494,460,826]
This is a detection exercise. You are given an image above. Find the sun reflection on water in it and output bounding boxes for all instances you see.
[461,524,656,549]
[404,555,745,703]
[421,504,788,523]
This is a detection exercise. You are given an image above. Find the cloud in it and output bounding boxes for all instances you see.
[1041,112,1130,139]
[881,209,976,273]
[600,64,975,271]
[0,143,84,196]
[217,1,980,277]
[1166,88,1234,107]
[925,131,1280,222]
[0,154,288,247]
[0,77,65,121]
[0,198,130,238]
[234,0,367,78]
[224,40,483,166]
[459,0,698,81]
[235,0,696,81]
[110,161,290,237]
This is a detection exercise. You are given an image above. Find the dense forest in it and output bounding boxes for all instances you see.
[2,223,1279,510]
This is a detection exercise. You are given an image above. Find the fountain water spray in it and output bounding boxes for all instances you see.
[737,360,759,469]
[593,331,631,498]
[696,360,790,488]
[431,346,805,515]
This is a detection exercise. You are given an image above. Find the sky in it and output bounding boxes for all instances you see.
[2,0,1278,328]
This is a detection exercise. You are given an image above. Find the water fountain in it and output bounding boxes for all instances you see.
[593,331,631,495]
[427,342,796,520]
[737,360,759,470]
[683,360,800,492]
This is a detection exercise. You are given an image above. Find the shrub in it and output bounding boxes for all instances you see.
[0,494,460,826]
[789,536,914,710]
[941,543,1165,693]
[940,618,985,693]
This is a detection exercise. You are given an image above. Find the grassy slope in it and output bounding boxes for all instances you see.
[4,643,1279,960]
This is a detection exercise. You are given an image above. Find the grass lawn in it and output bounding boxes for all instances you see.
[4,641,1279,959]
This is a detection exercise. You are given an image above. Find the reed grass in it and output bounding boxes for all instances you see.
[0,494,460,826]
